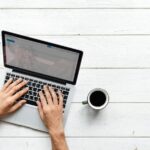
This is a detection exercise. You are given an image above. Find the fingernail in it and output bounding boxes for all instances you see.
[21,100,26,105]
[39,91,42,94]
[26,87,29,90]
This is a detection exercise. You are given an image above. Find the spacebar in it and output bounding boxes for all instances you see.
[25,99,37,106]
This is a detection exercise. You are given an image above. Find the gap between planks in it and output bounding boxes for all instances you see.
[1,8,150,10]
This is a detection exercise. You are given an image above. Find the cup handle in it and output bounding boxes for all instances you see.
[82,101,88,105]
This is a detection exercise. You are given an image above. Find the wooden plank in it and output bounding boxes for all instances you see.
[1,67,150,103]
[1,9,150,35]
[2,35,150,68]
[0,103,150,137]
[66,103,150,137]
[74,69,150,103]
[0,138,150,150]
[1,0,150,8]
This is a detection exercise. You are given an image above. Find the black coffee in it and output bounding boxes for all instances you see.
[89,91,106,107]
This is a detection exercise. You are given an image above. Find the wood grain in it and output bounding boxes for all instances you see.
[0,103,150,137]
[1,9,150,35]
[1,0,150,8]
[0,0,149,148]
[0,138,150,150]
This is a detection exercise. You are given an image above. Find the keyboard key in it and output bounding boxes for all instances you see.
[61,87,65,89]
[63,91,69,96]
[66,88,70,91]
[30,96,33,100]
[26,100,37,106]
[33,96,36,101]
[33,92,37,96]
[33,88,37,92]
[28,82,32,86]
[64,95,68,100]
[32,83,36,86]
[37,89,41,92]
[29,91,32,95]
[36,84,40,88]
[25,95,29,99]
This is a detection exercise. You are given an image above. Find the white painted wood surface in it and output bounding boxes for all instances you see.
[0,0,150,149]
[1,138,150,150]
[1,0,150,8]
[1,10,150,35]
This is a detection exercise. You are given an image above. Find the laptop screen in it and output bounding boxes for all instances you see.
[3,33,82,84]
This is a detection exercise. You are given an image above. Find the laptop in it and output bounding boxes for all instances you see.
[0,31,83,132]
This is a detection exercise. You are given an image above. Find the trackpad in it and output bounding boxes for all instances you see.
[1,104,48,132]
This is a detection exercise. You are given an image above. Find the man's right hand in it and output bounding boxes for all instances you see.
[37,85,64,135]
[37,85,69,150]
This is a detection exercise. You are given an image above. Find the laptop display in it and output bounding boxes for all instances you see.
[2,32,83,84]
[5,34,79,82]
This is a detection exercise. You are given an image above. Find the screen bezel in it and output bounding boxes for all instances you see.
[2,31,83,85]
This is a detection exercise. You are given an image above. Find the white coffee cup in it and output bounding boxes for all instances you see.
[82,88,109,110]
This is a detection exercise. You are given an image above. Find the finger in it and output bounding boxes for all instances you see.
[49,87,58,105]
[37,101,44,120]
[5,78,23,93]
[12,87,29,102]
[8,80,28,96]
[44,85,53,105]
[58,90,63,108]
[39,91,47,107]
[2,78,13,91]
[9,100,26,113]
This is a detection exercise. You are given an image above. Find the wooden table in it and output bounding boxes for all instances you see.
[0,0,150,149]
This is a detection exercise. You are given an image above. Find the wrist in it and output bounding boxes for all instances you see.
[0,110,3,117]
[48,129,65,139]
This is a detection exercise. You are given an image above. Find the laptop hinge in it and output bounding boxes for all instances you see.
[12,69,67,85]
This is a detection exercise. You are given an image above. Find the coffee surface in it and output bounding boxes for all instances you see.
[90,91,106,106]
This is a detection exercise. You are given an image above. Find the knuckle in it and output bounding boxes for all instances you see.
[18,102,23,107]
[22,82,26,86]
[46,94,50,99]
[13,86,18,91]
[43,107,49,113]
[6,99,13,105]
[17,92,21,97]
[50,106,55,112]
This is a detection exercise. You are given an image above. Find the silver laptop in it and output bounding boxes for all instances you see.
[0,31,83,132]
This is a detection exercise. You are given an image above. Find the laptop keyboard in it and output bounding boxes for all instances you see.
[4,72,70,108]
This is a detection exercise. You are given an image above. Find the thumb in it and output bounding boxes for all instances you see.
[37,101,44,120]
[9,100,26,113]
